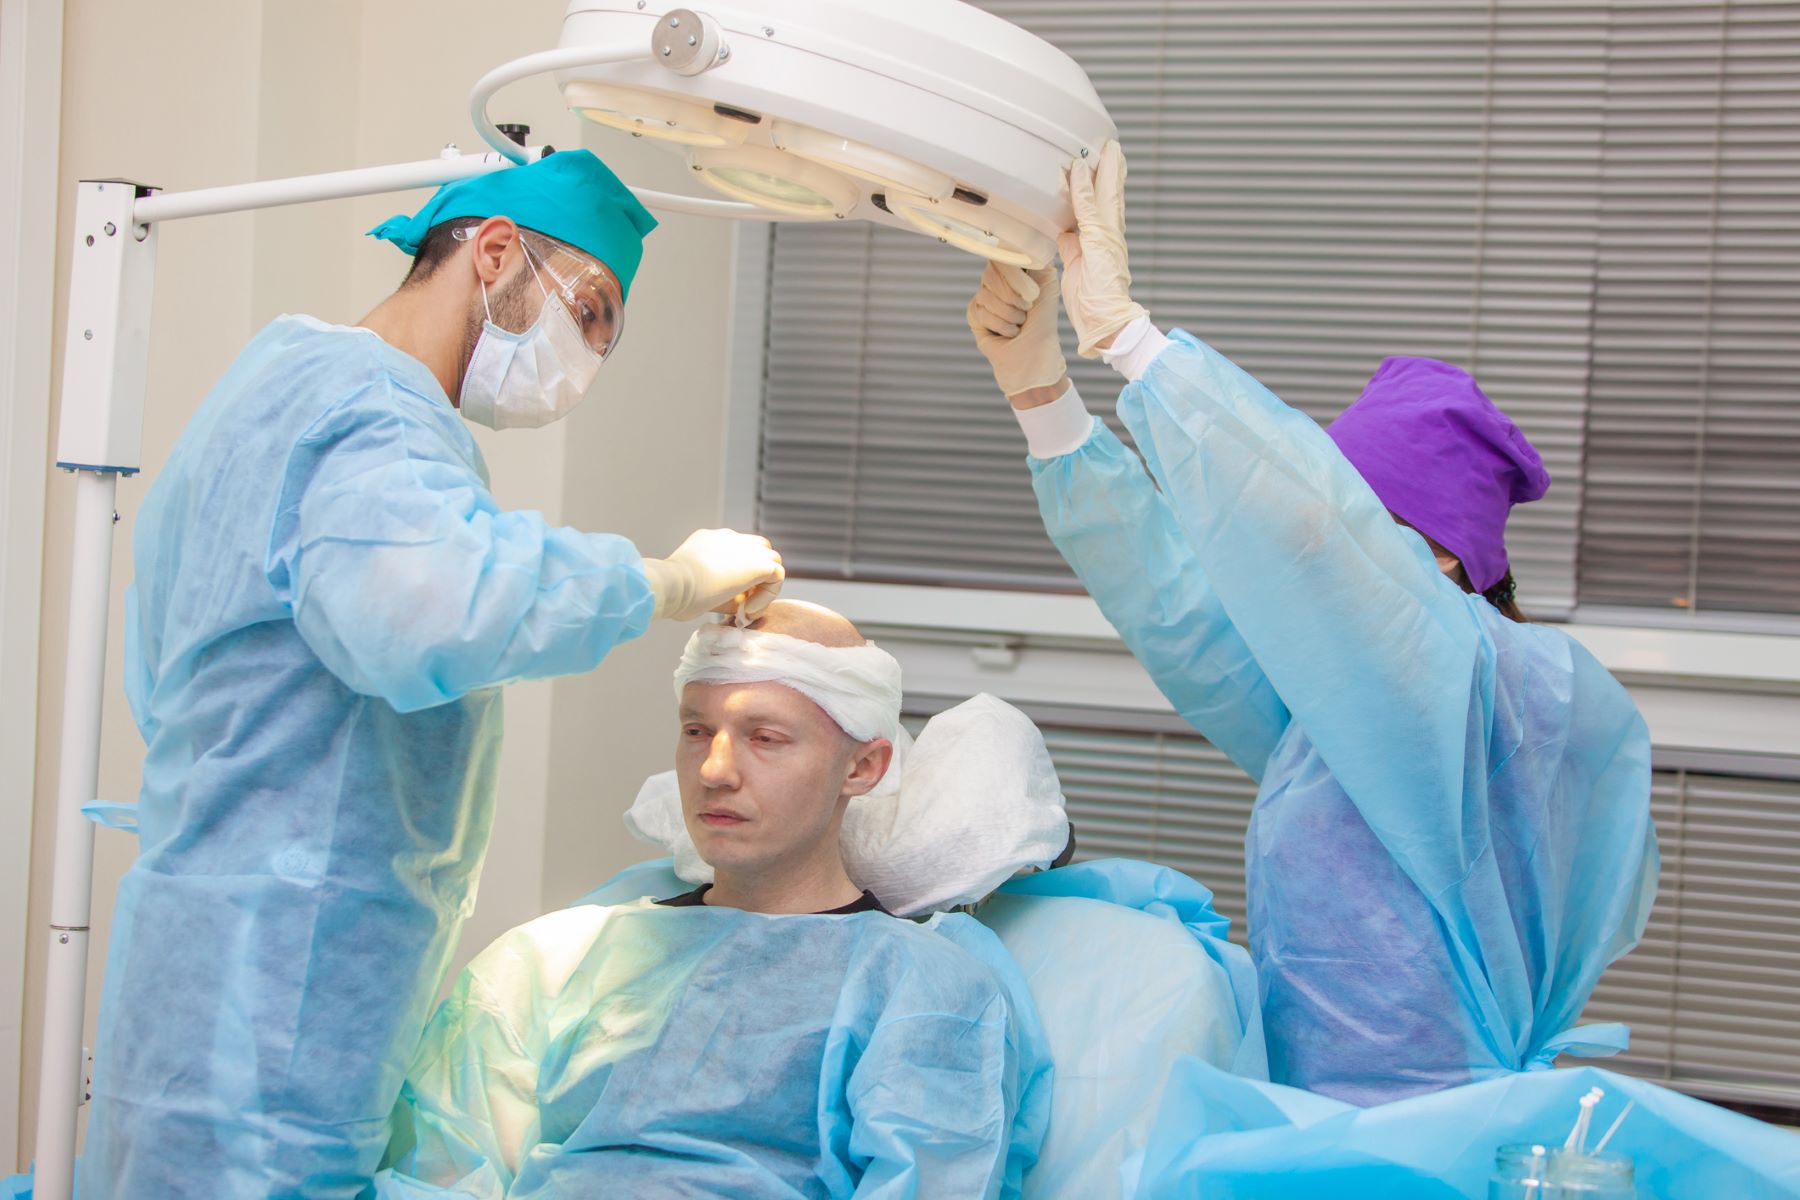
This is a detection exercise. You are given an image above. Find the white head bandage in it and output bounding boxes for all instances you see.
[671,623,902,744]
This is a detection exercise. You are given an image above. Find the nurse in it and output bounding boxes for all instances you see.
[966,142,1659,1105]
[86,150,784,1197]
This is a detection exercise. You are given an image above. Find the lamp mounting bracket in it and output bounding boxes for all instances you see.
[653,9,729,76]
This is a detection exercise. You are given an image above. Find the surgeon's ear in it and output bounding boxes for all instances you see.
[467,216,521,286]
[841,738,894,800]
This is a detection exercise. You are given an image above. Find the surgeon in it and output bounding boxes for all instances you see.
[86,150,786,1198]
[965,141,1658,1105]
[376,599,1051,1198]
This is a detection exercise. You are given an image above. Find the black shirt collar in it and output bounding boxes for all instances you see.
[656,884,889,916]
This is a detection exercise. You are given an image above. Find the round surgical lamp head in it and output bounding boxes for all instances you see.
[532,1,1117,267]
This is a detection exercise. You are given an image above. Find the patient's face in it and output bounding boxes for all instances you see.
[676,679,859,878]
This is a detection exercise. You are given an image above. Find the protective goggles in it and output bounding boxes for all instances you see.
[453,225,626,360]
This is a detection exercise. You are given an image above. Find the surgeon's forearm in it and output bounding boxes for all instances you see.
[1025,410,1288,776]
[292,517,655,712]
[1121,335,1451,612]
[1007,375,1070,410]
[1117,333,1479,786]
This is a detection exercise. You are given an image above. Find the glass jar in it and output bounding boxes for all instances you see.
[1546,1149,1635,1197]
[1488,1143,1636,1199]
[1489,1143,1553,1199]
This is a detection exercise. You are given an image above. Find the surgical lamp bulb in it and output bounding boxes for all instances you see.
[565,80,745,148]
[770,120,954,202]
[707,166,834,214]
[689,145,859,219]
[578,106,728,147]
[887,193,1046,269]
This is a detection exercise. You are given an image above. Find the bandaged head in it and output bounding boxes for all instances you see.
[671,621,903,745]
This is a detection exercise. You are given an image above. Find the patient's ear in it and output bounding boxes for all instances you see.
[841,738,893,799]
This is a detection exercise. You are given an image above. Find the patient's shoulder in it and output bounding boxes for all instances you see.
[840,912,1015,1010]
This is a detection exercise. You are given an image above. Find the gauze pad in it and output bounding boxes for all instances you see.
[672,623,902,744]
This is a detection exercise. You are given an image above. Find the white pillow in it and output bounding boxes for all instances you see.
[624,693,1068,917]
[978,892,1250,1198]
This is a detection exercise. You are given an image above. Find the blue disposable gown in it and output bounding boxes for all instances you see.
[86,316,655,1198]
[375,901,1053,1199]
[1028,332,1658,1105]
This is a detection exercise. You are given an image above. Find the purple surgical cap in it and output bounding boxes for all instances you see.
[1326,356,1550,593]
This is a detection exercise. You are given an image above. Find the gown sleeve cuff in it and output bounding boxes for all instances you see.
[1100,315,1173,382]
[1012,382,1096,459]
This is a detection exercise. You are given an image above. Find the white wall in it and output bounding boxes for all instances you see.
[0,0,64,1168]
[16,0,740,1165]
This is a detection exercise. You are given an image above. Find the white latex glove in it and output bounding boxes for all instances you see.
[641,529,785,623]
[1059,140,1149,358]
[966,262,1067,396]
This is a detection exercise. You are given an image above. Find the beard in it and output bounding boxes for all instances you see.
[456,268,543,400]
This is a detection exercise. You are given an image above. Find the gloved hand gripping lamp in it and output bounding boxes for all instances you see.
[32,5,1112,1198]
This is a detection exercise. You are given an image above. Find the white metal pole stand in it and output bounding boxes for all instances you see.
[35,176,156,1200]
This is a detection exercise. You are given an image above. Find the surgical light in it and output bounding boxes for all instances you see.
[470,1,1117,267]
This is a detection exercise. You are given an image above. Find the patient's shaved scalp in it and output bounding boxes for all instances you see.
[749,599,866,648]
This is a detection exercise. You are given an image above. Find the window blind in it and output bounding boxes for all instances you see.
[1581,768,1800,1107]
[757,0,1800,620]
[1576,0,1800,617]
[910,700,1800,1106]
[1042,722,1260,937]
[759,0,1615,614]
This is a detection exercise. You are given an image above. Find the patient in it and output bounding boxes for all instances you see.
[376,601,1051,1199]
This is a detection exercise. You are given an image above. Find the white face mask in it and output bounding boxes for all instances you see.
[458,263,604,431]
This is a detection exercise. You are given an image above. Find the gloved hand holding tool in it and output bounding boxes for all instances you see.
[642,528,785,622]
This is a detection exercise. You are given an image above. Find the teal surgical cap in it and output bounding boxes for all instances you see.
[368,149,658,299]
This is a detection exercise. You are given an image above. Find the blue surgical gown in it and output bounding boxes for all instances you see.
[1028,332,1658,1105]
[375,901,1053,1199]
[86,315,655,1198]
